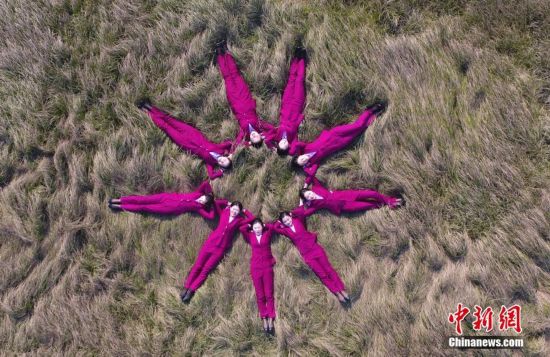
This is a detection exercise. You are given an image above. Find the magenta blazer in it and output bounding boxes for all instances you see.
[240,222,276,270]
[272,210,319,255]
[148,106,232,179]
[203,200,255,249]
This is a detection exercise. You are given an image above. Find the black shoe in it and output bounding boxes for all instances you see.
[180,288,189,303]
[136,97,152,110]
[268,326,275,336]
[215,39,227,56]
[370,101,387,116]
[339,296,352,309]
[182,289,194,304]
[293,46,307,61]
[108,203,122,211]
[392,192,406,209]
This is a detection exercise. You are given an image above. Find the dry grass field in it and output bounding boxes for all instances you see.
[1,0,549,355]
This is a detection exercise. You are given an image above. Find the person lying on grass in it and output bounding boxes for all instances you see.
[273,210,351,306]
[136,99,233,180]
[239,216,277,336]
[297,177,404,216]
[290,102,387,183]
[180,201,254,304]
[108,180,216,219]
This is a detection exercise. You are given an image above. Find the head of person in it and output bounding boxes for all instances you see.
[299,188,316,201]
[291,155,309,170]
[278,211,293,227]
[229,201,243,217]
[250,218,265,235]
[295,154,310,166]
[249,131,264,148]
[276,139,290,156]
[217,156,233,170]
[198,193,214,210]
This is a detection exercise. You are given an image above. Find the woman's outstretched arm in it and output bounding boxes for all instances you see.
[197,207,217,220]
[214,199,229,214]
[206,163,224,180]
[291,204,317,218]
[303,164,319,185]
[197,180,213,194]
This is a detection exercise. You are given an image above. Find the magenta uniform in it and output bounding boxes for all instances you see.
[264,57,307,149]
[273,210,345,294]
[183,200,255,291]
[289,108,378,182]
[145,106,232,179]
[120,180,216,219]
[216,52,275,148]
[300,177,400,216]
[240,219,277,319]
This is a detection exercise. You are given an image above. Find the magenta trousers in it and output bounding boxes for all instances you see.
[121,194,196,215]
[184,245,226,291]
[303,245,346,294]
[328,108,376,142]
[338,190,399,212]
[147,106,195,148]
[280,58,306,124]
[217,52,258,124]
[251,267,276,318]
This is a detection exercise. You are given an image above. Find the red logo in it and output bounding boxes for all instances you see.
[473,305,494,332]
[448,303,470,335]
[449,304,521,335]
[498,305,522,333]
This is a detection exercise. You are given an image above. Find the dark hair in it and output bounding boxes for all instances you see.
[250,218,264,231]
[299,188,310,201]
[290,155,303,170]
[220,157,233,171]
[250,139,264,149]
[251,218,264,226]
[203,193,214,211]
[276,146,289,156]
[278,211,291,223]
[230,201,243,211]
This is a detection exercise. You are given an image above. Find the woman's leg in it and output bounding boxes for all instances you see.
[327,108,377,142]
[216,52,258,121]
[353,189,397,205]
[341,201,383,213]
[120,193,169,205]
[263,268,276,319]
[316,249,346,293]
[146,106,199,148]
[252,270,268,318]
[187,248,226,291]
[280,58,306,123]
[120,202,186,215]
[303,249,340,294]
[184,249,213,290]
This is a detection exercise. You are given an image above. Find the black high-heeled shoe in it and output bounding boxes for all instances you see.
[135,97,152,110]
[293,46,307,61]
[215,39,227,56]
[108,203,122,211]
[370,101,387,116]
[180,288,189,303]
[181,289,194,304]
[261,318,269,335]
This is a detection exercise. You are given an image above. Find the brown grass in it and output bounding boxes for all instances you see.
[1,0,549,355]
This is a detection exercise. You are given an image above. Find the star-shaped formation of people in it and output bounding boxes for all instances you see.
[108,41,404,336]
